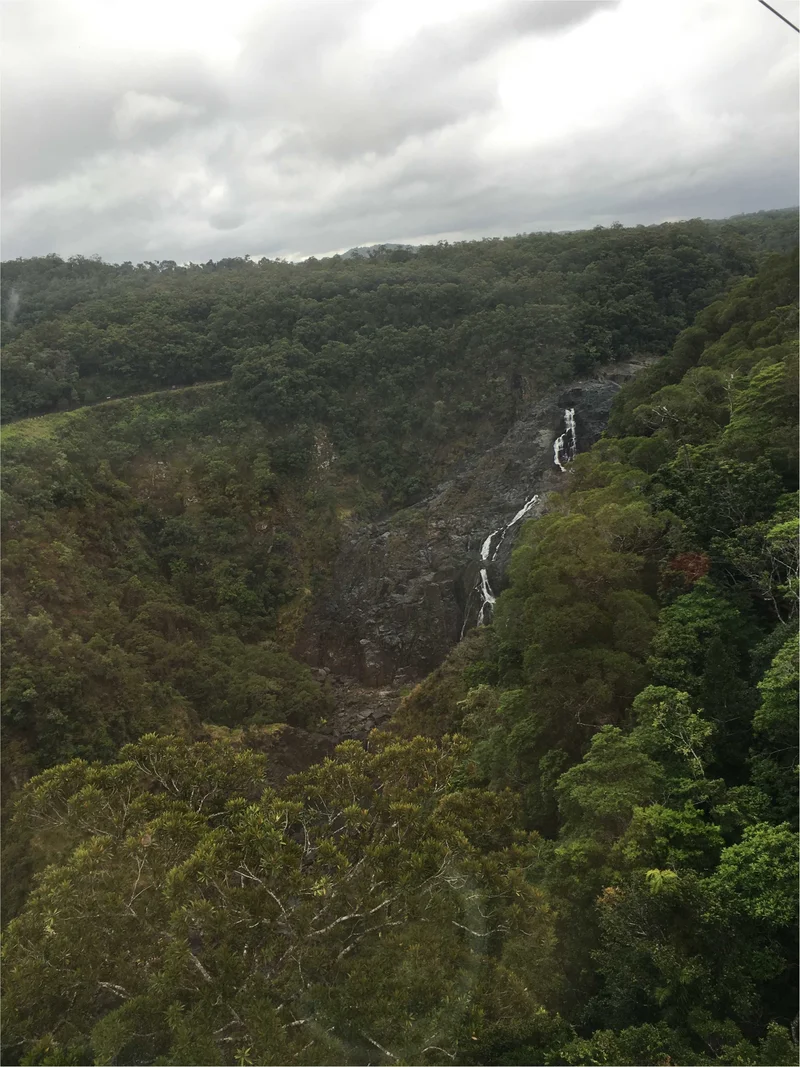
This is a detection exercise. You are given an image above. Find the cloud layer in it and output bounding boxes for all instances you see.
[2,0,797,262]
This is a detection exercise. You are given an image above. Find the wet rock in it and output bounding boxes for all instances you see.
[295,357,657,686]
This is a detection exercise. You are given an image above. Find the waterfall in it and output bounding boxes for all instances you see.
[472,493,539,629]
[463,407,579,635]
[480,531,497,562]
[477,566,497,626]
[504,493,541,534]
[553,408,577,471]
[465,409,578,633]
[486,492,540,564]
[473,528,500,629]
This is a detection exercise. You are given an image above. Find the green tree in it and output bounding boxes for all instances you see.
[3,733,562,1067]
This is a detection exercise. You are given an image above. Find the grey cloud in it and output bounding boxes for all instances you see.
[209,210,248,231]
[417,0,617,64]
[230,1,614,162]
[3,0,610,192]
[2,61,226,194]
[0,0,796,264]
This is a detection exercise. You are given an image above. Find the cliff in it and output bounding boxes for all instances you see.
[296,358,655,688]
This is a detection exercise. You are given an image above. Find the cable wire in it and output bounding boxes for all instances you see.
[757,0,800,32]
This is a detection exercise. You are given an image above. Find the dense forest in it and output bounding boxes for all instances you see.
[2,211,796,506]
[1,211,798,1066]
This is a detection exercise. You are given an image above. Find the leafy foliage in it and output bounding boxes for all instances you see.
[3,734,563,1067]
[4,217,791,508]
[0,389,339,879]
[394,248,798,1062]
[2,225,798,1065]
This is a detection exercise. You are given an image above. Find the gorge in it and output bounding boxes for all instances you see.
[2,221,797,1067]
[296,360,649,694]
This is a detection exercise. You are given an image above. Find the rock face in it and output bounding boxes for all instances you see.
[296,358,655,686]
[251,678,402,783]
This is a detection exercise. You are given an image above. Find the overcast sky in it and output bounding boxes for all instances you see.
[2,0,798,263]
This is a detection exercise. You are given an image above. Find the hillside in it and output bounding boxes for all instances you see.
[2,216,792,789]
[1,217,798,1066]
[392,247,799,1060]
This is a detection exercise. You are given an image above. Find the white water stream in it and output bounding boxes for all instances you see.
[465,408,579,632]
[553,408,577,471]
[475,492,540,627]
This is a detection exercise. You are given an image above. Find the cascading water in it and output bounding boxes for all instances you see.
[504,493,541,531]
[477,569,497,626]
[476,531,499,627]
[553,408,577,471]
[466,409,577,632]
[472,493,539,628]
[484,493,540,569]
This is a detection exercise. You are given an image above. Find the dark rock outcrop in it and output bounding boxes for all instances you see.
[250,678,402,783]
[295,358,655,686]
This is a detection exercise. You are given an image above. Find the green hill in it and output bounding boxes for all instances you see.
[1,215,797,1066]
